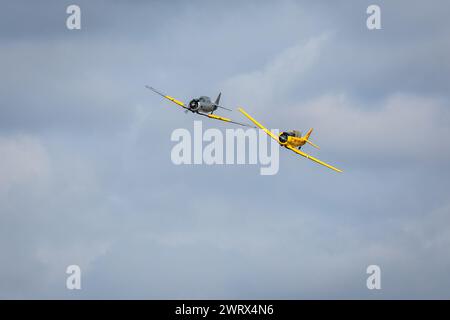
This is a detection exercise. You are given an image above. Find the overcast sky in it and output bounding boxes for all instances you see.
[1,0,450,299]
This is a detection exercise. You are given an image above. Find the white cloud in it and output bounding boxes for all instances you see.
[0,135,50,194]
[0,134,113,298]
[291,93,450,163]
[222,34,329,107]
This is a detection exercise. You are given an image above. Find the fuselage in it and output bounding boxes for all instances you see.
[188,96,217,113]
[279,130,306,148]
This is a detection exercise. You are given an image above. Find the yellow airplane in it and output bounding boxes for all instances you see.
[238,108,343,173]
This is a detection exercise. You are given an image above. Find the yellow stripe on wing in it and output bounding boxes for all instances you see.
[207,114,231,122]
[238,108,280,143]
[286,146,343,173]
[164,95,186,108]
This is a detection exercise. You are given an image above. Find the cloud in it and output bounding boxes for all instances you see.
[291,93,450,165]
[1,0,450,299]
[222,34,329,106]
[0,134,113,298]
[0,135,50,194]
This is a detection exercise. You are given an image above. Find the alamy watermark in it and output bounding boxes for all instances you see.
[366,265,382,290]
[66,265,82,290]
[65,4,381,31]
[367,4,381,30]
[66,5,81,30]
[170,121,280,175]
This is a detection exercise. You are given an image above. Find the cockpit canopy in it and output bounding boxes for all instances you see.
[286,130,302,137]
[198,96,211,103]
[279,130,302,144]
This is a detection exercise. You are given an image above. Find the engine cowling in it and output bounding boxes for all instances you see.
[279,132,290,144]
[188,99,200,111]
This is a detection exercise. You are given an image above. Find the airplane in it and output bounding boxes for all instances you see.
[146,86,253,127]
[238,108,343,173]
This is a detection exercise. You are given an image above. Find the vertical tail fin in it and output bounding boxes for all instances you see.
[214,92,231,111]
[304,128,313,140]
[304,128,320,149]
[215,92,221,105]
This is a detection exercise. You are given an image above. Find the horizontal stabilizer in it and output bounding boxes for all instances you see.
[306,139,320,149]
[217,105,232,111]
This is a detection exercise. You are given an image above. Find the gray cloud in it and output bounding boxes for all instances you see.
[1,0,450,299]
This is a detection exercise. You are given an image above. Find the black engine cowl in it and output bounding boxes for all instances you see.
[188,99,200,111]
[279,132,289,144]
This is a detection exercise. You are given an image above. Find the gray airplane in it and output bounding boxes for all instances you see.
[146,86,253,127]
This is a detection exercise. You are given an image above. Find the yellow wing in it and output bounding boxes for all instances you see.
[286,145,342,173]
[145,86,187,109]
[238,108,281,143]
